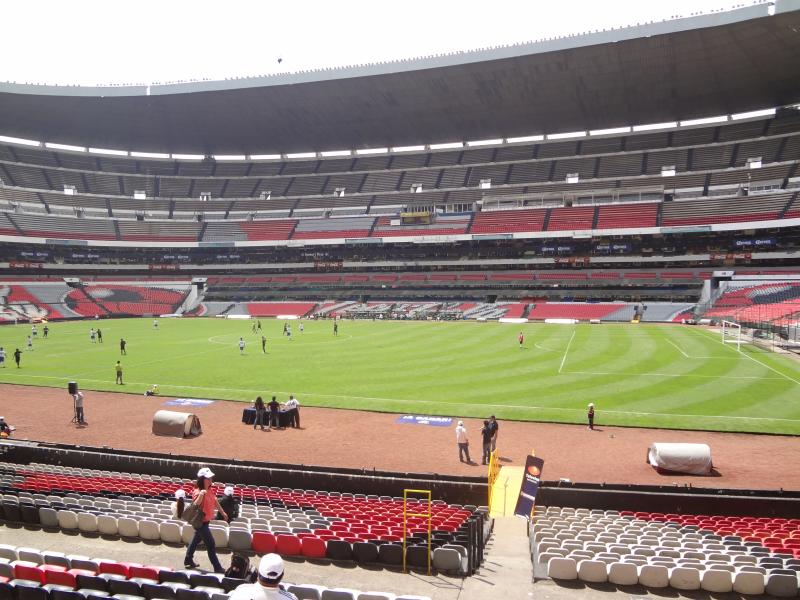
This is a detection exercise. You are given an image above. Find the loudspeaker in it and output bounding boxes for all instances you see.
[68,381,78,395]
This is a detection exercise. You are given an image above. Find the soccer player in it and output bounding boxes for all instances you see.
[286,325,292,341]
[333,321,338,336]
[251,322,257,334]
[31,324,37,338]
[153,319,159,330]
[239,337,246,355]
[90,329,96,343]
[120,338,127,355]
[261,335,267,353]
[0,347,6,368]
[299,322,304,334]
[26,335,33,351]
[282,322,288,336]
[518,331,524,348]
[115,361,123,385]
[43,325,49,338]
[13,348,21,368]
[97,328,103,343]
[257,320,262,331]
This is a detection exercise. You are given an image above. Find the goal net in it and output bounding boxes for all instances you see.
[721,320,742,351]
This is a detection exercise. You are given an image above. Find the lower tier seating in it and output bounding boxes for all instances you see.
[534,505,800,595]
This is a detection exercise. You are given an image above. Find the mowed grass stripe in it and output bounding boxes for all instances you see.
[0,319,799,434]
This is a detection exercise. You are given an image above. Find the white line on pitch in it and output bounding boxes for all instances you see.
[666,338,690,358]
[558,330,576,373]
[564,369,785,380]
[2,374,798,423]
[691,328,800,386]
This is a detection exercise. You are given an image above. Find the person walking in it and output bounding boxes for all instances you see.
[97,328,103,343]
[13,348,21,368]
[184,467,226,573]
[261,335,267,354]
[253,396,268,431]
[587,403,595,430]
[455,421,471,463]
[239,337,246,355]
[115,361,123,385]
[120,338,127,355]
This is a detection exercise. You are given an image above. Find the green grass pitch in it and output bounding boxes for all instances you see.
[1,318,799,435]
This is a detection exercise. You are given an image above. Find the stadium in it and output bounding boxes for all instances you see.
[1,2,800,599]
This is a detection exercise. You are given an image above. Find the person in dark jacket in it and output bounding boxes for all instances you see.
[218,486,239,522]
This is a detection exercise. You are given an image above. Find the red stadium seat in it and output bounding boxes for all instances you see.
[42,566,75,588]
[98,561,129,577]
[128,566,160,581]
[13,563,45,584]
[275,534,302,556]
[252,531,276,554]
[301,537,327,559]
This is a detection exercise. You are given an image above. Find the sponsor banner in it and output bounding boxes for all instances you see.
[314,260,343,271]
[164,398,215,407]
[395,415,454,427]
[45,239,87,246]
[346,237,382,244]
[472,234,513,241]
[514,455,545,519]
[734,238,775,248]
[660,226,712,234]
[710,252,751,261]
[20,251,49,258]
[9,261,43,269]
[149,264,180,271]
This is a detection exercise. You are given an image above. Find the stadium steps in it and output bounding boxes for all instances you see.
[112,219,121,240]
[542,209,551,231]
[197,221,207,242]
[465,211,476,233]
[779,191,799,218]
[591,206,599,230]
[167,199,175,218]
[656,202,663,227]
[37,192,51,214]
[78,287,112,316]
[782,163,798,189]
[3,213,25,235]
[105,197,113,217]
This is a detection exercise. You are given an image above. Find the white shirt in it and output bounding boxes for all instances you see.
[73,393,84,408]
[0,349,6,359]
[239,340,246,349]
[456,425,468,444]
[229,583,297,600]
[285,398,299,410]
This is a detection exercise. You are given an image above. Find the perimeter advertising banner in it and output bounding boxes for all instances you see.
[514,455,545,518]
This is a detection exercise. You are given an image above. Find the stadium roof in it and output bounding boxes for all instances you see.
[1,1,799,155]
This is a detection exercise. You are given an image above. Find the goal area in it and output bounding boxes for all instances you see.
[721,320,742,351]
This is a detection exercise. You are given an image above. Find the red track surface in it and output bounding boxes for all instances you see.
[0,383,797,492]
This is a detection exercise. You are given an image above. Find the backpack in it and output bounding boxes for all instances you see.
[225,554,253,580]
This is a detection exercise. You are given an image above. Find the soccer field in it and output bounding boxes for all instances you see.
[0,318,799,435]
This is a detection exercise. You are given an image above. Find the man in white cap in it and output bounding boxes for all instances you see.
[0,416,12,438]
[229,553,297,600]
[217,485,239,522]
[455,420,470,463]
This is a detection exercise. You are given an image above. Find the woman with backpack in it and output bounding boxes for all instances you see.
[184,467,227,572]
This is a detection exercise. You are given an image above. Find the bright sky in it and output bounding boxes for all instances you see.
[1,0,758,86]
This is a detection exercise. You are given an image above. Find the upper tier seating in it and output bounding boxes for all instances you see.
[661,192,793,226]
[471,209,546,233]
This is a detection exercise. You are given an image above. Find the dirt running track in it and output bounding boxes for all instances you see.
[0,383,797,491]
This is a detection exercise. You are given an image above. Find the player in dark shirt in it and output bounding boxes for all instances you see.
[13,348,22,368]
[480,420,493,465]
[120,338,127,355]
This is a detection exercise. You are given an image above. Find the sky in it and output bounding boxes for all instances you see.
[0,0,759,86]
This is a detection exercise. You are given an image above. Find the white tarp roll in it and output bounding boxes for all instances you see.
[152,410,202,438]
[647,442,712,475]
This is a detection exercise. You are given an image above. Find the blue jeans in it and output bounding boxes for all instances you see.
[185,521,223,571]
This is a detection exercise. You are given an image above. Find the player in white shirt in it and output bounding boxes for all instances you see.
[239,337,246,355]
[0,347,6,367]
[26,335,33,351]
[153,319,159,329]
[299,322,304,333]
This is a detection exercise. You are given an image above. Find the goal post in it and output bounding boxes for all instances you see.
[721,320,742,351]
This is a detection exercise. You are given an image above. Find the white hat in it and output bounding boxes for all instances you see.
[457,421,464,426]
[257,553,284,580]
[197,467,215,478]
[0,416,4,420]
[224,486,234,496]
[174,489,186,499]
[588,403,595,408]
